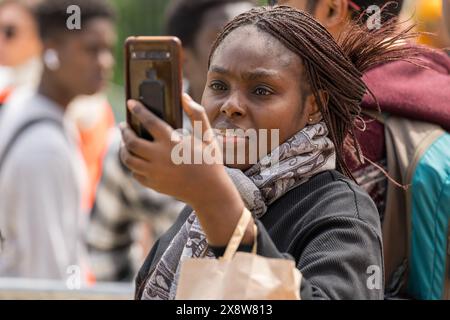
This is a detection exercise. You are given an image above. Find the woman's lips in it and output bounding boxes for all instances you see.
[213,121,250,145]
[214,120,246,134]
[215,130,249,146]
[218,135,247,144]
[214,128,246,137]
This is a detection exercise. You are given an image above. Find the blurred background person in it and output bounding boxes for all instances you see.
[86,133,185,282]
[0,0,116,281]
[85,0,256,283]
[415,0,450,50]
[0,0,42,102]
[0,0,117,221]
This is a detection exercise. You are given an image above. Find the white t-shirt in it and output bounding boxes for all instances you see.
[0,90,87,280]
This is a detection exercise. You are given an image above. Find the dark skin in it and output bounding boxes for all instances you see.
[39,18,116,109]
[120,25,321,247]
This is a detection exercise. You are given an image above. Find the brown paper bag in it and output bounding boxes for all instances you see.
[175,208,302,300]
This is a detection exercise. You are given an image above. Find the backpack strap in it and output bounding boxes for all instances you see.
[0,118,63,173]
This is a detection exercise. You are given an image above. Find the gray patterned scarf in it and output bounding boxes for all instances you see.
[142,122,336,300]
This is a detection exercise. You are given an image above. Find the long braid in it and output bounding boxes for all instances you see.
[208,5,421,179]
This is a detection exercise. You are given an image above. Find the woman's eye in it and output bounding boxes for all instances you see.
[209,82,227,91]
[254,87,272,96]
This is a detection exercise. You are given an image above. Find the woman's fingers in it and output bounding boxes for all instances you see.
[119,144,152,176]
[120,123,156,161]
[182,94,215,143]
[127,100,173,141]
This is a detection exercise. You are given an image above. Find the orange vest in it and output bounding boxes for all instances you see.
[77,101,115,212]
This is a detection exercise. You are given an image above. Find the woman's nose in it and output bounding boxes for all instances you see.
[220,94,246,118]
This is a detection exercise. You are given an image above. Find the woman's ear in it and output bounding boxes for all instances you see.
[305,90,328,125]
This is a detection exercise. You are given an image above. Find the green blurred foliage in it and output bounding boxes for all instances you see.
[107,0,169,120]
[110,0,169,86]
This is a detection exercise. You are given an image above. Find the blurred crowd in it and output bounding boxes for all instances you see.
[0,0,449,299]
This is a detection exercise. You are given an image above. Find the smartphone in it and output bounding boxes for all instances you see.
[125,36,183,140]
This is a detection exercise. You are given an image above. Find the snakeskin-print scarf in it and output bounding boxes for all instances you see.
[142,122,336,300]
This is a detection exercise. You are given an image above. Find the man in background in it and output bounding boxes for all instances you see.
[0,0,117,217]
[0,0,116,281]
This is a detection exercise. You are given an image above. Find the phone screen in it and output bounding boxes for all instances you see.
[126,37,183,140]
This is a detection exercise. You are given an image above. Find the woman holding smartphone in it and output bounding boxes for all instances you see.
[120,6,419,299]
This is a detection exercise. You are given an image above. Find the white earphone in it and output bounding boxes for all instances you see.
[43,49,60,71]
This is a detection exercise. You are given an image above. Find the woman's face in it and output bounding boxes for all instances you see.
[202,25,311,170]
[50,18,116,97]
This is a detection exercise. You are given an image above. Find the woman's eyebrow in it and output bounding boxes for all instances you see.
[242,69,279,81]
[210,65,229,75]
[210,65,279,80]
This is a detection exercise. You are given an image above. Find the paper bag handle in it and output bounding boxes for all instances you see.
[222,207,257,261]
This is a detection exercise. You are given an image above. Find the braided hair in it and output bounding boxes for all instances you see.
[208,5,419,179]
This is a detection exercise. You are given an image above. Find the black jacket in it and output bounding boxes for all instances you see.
[135,170,384,300]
